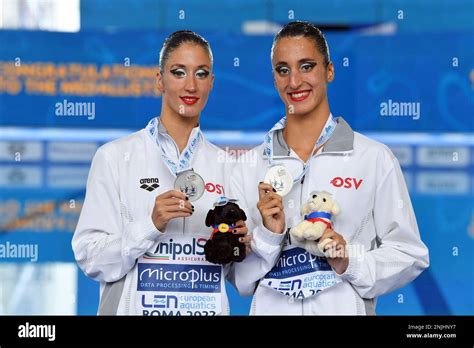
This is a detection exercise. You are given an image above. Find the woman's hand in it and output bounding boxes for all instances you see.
[319,228,349,275]
[151,190,194,231]
[256,182,286,234]
[233,219,251,254]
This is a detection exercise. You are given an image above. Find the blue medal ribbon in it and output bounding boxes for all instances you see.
[146,117,203,177]
[263,114,337,182]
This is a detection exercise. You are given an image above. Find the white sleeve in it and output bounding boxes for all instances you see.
[338,153,429,299]
[226,162,285,296]
[72,146,165,283]
[228,225,285,296]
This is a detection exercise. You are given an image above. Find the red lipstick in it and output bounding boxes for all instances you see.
[288,90,311,102]
[180,96,199,105]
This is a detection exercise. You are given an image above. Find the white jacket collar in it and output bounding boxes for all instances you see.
[267,115,354,156]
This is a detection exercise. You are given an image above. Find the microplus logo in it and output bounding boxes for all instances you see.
[138,263,221,293]
[18,322,55,341]
[380,99,420,120]
[55,99,95,120]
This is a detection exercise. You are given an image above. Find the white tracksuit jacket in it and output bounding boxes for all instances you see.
[72,118,281,315]
[229,116,430,315]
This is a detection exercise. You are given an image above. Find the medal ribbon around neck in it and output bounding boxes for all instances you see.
[146,117,203,176]
[263,114,337,183]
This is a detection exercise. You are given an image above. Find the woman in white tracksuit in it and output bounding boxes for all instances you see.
[229,21,430,315]
[72,30,264,315]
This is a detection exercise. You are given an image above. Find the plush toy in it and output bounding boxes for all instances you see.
[290,191,340,257]
[204,197,247,265]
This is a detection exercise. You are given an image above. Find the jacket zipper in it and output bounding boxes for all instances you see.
[272,149,353,163]
[299,173,305,315]
[163,132,187,236]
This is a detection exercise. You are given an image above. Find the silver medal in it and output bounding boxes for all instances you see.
[174,169,205,202]
[264,165,293,196]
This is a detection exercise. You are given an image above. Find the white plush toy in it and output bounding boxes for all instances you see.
[290,191,340,257]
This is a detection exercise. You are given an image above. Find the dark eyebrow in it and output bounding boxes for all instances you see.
[169,64,210,70]
[274,58,317,66]
[299,58,317,64]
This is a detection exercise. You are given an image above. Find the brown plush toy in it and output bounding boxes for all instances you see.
[204,197,247,265]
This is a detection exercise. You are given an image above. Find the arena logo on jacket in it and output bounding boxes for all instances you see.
[139,177,160,192]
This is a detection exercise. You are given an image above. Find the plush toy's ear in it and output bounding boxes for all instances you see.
[331,202,340,216]
[205,210,215,227]
[301,203,311,215]
[238,209,247,222]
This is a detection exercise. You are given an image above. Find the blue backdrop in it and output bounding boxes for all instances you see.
[0,30,472,131]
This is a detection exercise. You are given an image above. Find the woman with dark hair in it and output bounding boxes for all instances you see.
[230,21,429,315]
[72,30,255,315]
